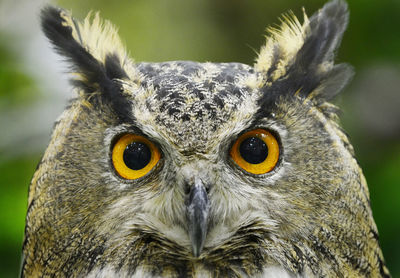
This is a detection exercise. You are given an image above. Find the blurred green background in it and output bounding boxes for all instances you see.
[0,0,399,277]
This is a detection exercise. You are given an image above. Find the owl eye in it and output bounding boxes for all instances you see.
[230,129,279,174]
[112,134,161,179]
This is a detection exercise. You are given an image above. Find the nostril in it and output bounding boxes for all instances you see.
[204,183,211,193]
[184,182,190,195]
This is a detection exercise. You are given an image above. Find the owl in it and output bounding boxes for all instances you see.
[21,0,390,277]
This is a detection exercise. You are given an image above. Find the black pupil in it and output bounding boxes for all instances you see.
[239,137,268,164]
[123,142,151,170]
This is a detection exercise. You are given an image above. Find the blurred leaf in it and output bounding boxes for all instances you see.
[0,37,37,105]
[365,144,400,276]
[0,155,41,277]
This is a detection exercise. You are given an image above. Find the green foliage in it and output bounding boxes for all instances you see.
[0,33,41,277]
[0,156,41,278]
[365,145,400,276]
[0,40,36,105]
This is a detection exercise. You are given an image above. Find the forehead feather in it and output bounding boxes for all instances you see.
[130,61,260,152]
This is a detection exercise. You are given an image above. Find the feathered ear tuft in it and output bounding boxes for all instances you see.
[41,6,136,121]
[255,0,353,105]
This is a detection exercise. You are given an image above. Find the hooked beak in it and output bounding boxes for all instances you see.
[186,178,210,257]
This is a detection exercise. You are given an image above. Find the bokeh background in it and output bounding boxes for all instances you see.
[1,0,399,276]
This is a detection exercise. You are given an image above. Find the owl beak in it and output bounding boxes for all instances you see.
[186,178,210,257]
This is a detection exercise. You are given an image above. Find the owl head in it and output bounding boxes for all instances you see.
[22,1,390,277]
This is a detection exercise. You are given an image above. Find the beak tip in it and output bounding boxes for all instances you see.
[189,224,207,257]
[192,245,202,257]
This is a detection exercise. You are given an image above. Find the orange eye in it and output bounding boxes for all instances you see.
[112,134,161,179]
[230,129,279,174]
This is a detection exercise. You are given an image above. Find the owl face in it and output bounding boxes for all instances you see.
[22,1,391,277]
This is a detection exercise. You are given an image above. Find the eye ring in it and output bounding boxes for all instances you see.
[230,129,279,175]
[112,134,161,180]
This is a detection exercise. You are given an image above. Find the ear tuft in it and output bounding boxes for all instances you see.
[41,6,106,91]
[41,6,134,86]
[41,6,134,121]
[255,10,309,81]
[255,0,353,104]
